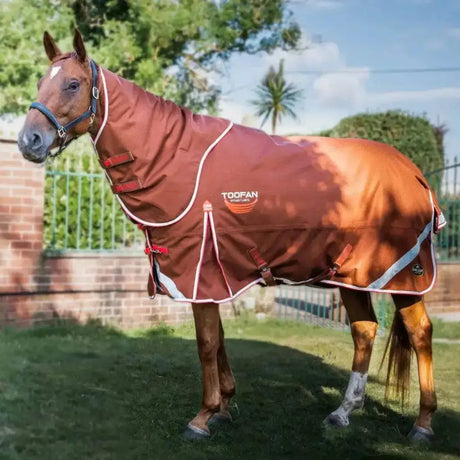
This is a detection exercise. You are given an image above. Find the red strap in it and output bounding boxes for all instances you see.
[332,243,353,270]
[101,151,134,169]
[112,179,142,194]
[307,244,353,285]
[248,247,276,286]
[145,245,168,255]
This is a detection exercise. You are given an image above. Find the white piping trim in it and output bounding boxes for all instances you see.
[116,121,234,228]
[208,210,233,297]
[366,221,432,290]
[92,67,109,146]
[192,211,209,301]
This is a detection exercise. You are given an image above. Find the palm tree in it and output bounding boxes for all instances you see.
[251,59,302,134]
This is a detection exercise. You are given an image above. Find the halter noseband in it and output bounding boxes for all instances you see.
[29,59,99,157]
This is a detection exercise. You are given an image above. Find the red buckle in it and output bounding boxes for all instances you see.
[138,223,145,231]
[145,245,168,255]
[248,247,276,286]
[152,245,168,255]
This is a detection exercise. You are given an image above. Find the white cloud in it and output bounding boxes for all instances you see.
[312,69,370,108]
[369,87,460,105]
[264,40,342,72]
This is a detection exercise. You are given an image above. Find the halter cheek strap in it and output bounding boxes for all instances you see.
[29,59,99,155]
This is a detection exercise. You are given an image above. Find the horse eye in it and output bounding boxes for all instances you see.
[67,81,80,91]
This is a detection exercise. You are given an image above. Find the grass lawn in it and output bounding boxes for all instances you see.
[0,315,458,459]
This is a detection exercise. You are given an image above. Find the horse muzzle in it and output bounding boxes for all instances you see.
[17,126,54,163]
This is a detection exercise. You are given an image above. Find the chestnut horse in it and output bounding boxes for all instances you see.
[18,30,438,443]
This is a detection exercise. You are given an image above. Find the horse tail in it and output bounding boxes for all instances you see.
[380,309,412,405]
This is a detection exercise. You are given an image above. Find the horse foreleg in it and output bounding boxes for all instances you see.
[325,288,378,427]
[185,302,221,439]
[210,317,236,425]
[393,294,436,443]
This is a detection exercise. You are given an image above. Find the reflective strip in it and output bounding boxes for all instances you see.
[367,221,432,290]
[437,212,447,230]
[154,260,186,299]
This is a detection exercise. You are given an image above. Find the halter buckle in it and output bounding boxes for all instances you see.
[57,127,67,139]
[92,87,99,99]
[89,113,96,126]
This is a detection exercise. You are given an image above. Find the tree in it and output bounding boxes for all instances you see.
[330,110,444,173]
[251,59,302,134]
[0,0,301,115]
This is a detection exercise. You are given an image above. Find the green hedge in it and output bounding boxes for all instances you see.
[44,138,141,251]
[329,110,444,173]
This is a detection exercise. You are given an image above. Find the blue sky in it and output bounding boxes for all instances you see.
[217,0,460,161]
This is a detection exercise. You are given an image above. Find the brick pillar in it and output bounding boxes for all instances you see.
[0,138,45,323]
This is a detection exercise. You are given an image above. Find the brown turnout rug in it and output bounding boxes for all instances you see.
[91,68,445,303]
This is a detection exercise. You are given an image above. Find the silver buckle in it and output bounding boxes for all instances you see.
[92,87,99,99]
[57,127,66,138]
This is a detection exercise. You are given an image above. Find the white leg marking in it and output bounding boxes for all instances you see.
[327,371,368,427]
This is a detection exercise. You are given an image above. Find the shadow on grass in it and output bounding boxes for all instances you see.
[0,321,458,460]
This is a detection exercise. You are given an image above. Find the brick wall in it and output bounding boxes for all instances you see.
[1,139,459,329]
[0,139,232,328]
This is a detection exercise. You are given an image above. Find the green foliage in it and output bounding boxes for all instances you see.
[251,59,302,134]
[43,138,141,251]
[330,110,444,173]
[0,0,300,115]
[0,0,74,114]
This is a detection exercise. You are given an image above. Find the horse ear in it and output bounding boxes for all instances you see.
[43,31,62,62]
[73,28,87,62]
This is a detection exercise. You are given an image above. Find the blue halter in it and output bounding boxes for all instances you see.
[29,59,99,156]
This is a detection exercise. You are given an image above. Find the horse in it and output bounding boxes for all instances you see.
[18,29,444,443]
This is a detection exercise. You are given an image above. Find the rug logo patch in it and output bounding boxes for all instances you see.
[221,191,258,214]
[412,264,424,276]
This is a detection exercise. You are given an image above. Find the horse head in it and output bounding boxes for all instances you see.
[18,29,98,163]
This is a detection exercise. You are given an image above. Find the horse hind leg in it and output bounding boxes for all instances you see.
[391,294,436,443]
[324,288,378,428]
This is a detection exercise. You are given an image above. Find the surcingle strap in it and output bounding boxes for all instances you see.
[307,243,353,285]
[249,247,277,286]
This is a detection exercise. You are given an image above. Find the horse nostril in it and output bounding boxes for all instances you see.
[31,132,43,150]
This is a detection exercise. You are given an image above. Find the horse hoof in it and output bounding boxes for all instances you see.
[323,413,349,428]
[183,423,210,440]
[407,425,434,444]
[209,411,233,426]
